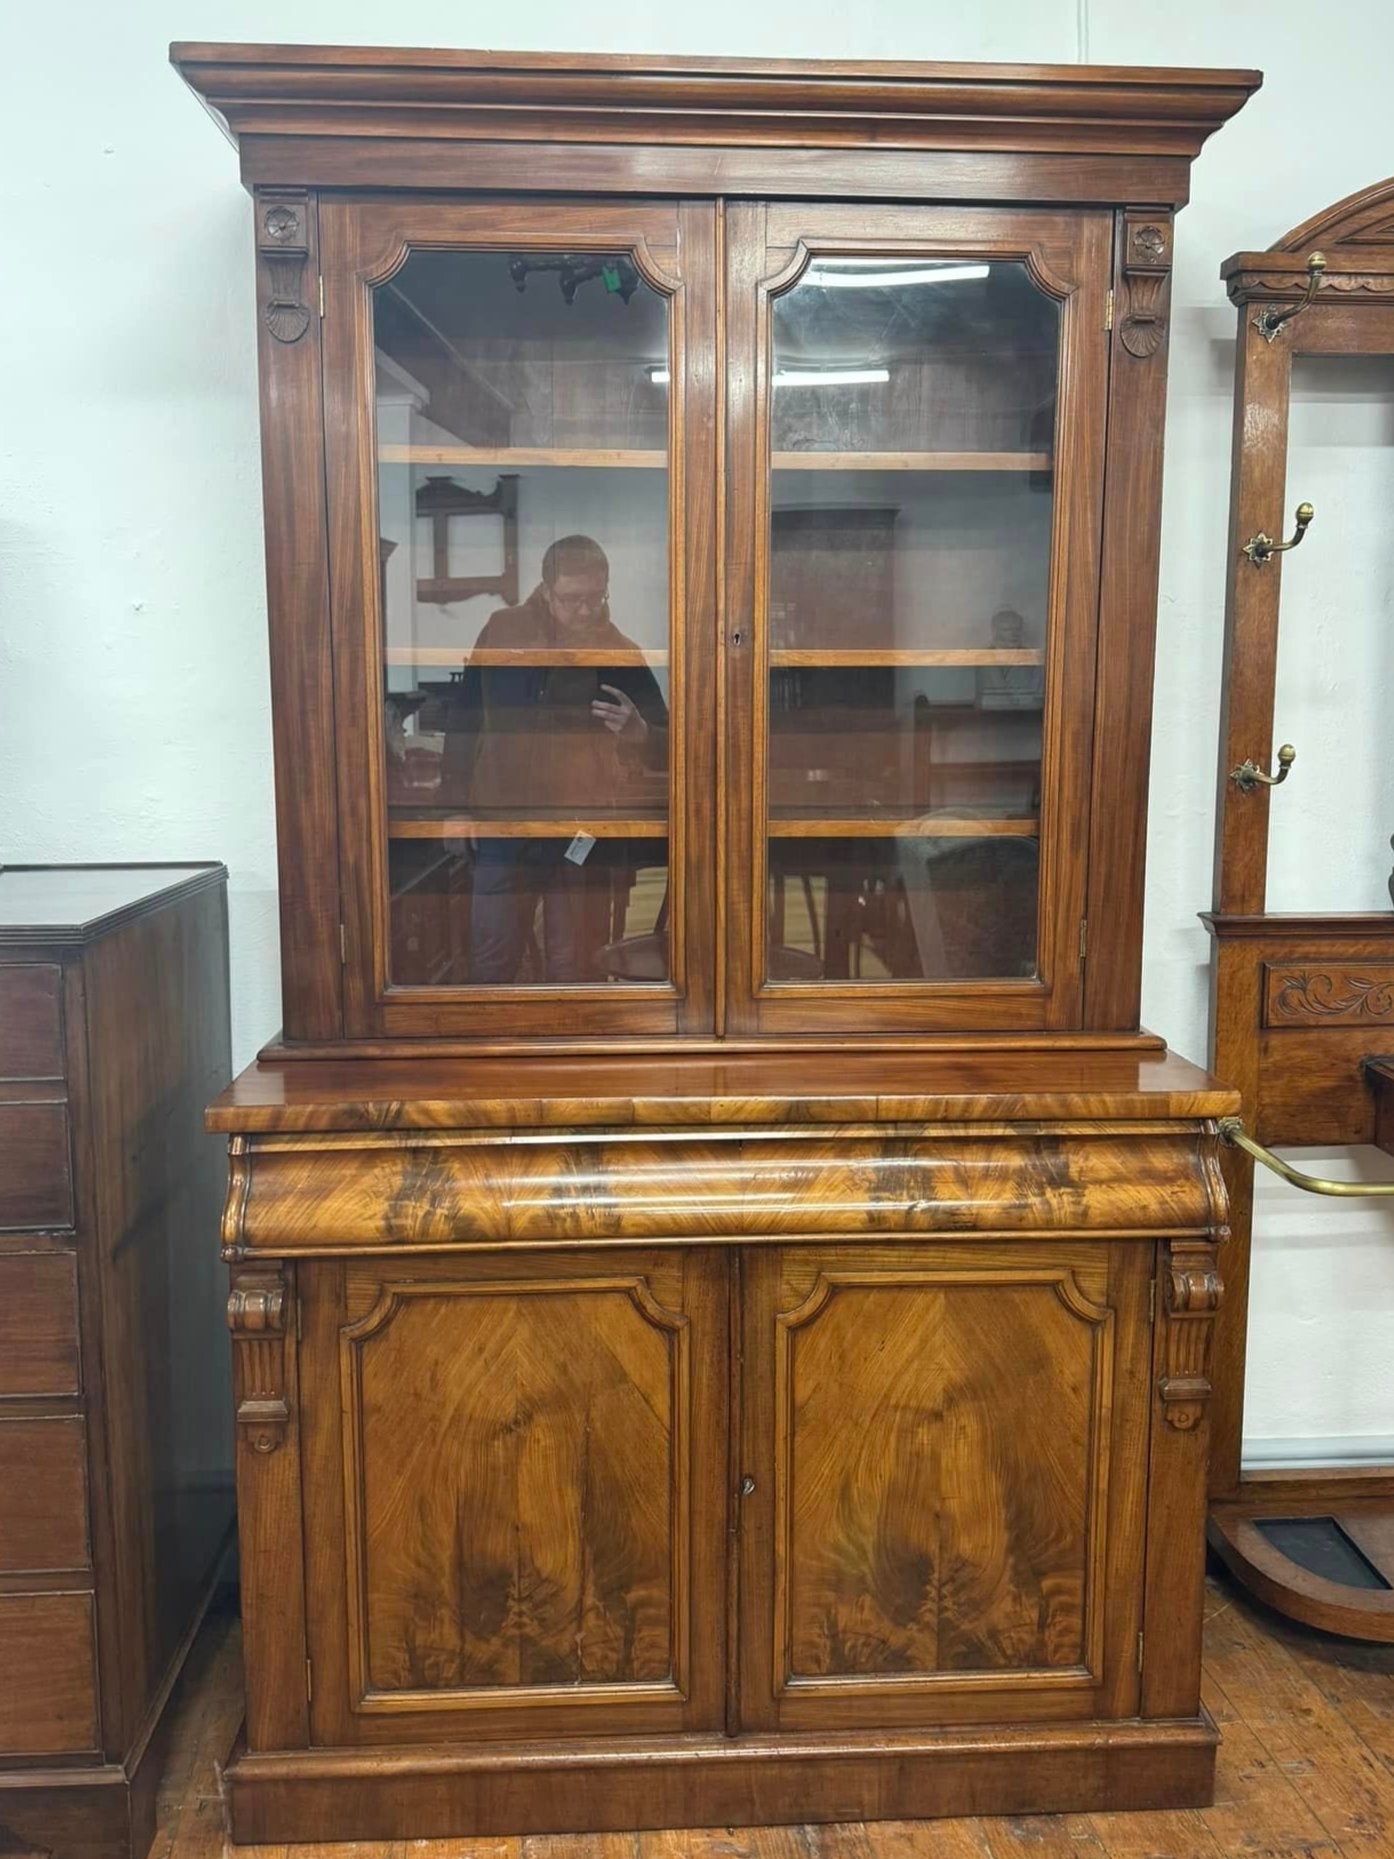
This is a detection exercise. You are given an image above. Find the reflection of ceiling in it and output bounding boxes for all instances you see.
[775,264,1057,366]
[386,249,1057,372]
[389,249,669,363]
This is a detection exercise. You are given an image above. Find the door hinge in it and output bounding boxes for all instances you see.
[318,273,325,318]
[1105,288,1114,332]
[306,1656,314,1702]
[1078,917,1088,961]
[1137,1631,1145,1674]
[1150,1278,1157,1324]
[339,922,348,965]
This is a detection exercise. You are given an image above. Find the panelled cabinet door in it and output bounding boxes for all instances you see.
[724,205,1113,1034]
[299,1249,728,1743]
[736,1240,1152,1731]
[319,197,719,1040]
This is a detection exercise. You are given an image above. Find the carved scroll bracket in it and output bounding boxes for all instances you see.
[228,1263,291,1454]
[257,190,313,344]
[1158,1237,1223,1431]
[1119,213,1173,360]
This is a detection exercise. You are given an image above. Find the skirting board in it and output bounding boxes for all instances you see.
[227,1715,1219,1843]
[1244,1437,1394,1470]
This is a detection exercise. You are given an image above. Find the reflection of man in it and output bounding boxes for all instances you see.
[977,607,1045,711]
[443,535,668,983]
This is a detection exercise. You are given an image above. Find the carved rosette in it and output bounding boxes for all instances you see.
[1119,213,1172,359]
[1158,1237,1223,1431]
[257,191,312,344]
[228,1264,291,1454]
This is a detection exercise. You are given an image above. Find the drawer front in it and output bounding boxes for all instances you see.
[0,1417,89,1571]
[0,1254,80,1397]
[0,964,64,1080]
[0,1103,73,1229]
[0,1592,99,1755]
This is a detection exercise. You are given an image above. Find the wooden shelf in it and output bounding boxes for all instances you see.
[768,813,1039,838]
[379,444,1051,474]
[390,812,668,840]
[770,648,1043,668]
[385,646,669,668]
[379,444,665,469]
[773,451,1052,473]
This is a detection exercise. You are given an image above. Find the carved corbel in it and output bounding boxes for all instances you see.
[1158,1237,1223,1431]
[228,1263,291,1454]
[257,191,312,344]
[1118,213,1173,359]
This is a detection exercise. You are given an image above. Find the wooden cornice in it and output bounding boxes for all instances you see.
[171,44,1259,161]
[1223,174,1394,304]
[1202,911,1394,940]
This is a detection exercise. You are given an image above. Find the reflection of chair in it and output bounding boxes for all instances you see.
[605,871,826,982]
[897,836,1039,978]
[598,885,668,980]
[767,866,827,979]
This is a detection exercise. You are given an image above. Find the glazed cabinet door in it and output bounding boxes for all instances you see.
[736,1240,1152,1730]
[725,205,1112,1034]
[320,197,718,1040]
[299,1248,728,1743]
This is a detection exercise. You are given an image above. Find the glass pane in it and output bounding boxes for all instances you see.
[1269,355,1394,912]
[375,249,672,986]
[764,257,1057,983]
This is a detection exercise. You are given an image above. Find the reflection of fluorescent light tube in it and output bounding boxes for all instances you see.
[774,367,889,387]
[805,262,990,289]
[647,364,889,388]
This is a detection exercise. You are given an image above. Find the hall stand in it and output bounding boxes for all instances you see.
[1204,176,1394,1639]
[174,44,1259,1843]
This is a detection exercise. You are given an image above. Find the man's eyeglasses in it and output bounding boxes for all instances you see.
[549,588,608,616]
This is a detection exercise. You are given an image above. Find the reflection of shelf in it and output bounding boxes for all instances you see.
[379,444,1052,474]
[379,444,664,469]
[385,646,669,667]
[773,451,1051,473]
[770,648,1043,668]
[768,813,1038,838]
[390,811,668,840]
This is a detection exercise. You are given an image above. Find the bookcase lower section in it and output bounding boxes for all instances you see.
[226,1715,1219,1843]
[213,1051,1238,1845]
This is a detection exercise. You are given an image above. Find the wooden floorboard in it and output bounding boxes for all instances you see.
[155,1572,1394,1859]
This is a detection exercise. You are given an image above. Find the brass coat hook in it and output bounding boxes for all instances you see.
[1231,743,1296,791]
[1255,251,1327,341]
[1242,501,1314,566]
[1220,1117,1394,1196]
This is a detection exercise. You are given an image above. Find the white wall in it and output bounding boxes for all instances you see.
[2,0,1391,1458]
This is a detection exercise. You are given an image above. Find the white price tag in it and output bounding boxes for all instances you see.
[564,832,597,867]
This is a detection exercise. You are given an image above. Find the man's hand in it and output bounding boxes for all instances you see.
[592,684,649,748]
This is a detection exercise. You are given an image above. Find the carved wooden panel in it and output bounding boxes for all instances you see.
[1263,962,1394,1027]
[257,190,313,344]
[1158,1236,1222,1433]
[740,1239,1152,1730]
[302,1248,728,1743]
[228,1262,290,1455]
[1118,211,1172,359]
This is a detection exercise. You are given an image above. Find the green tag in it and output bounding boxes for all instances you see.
[601,264,623,294]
